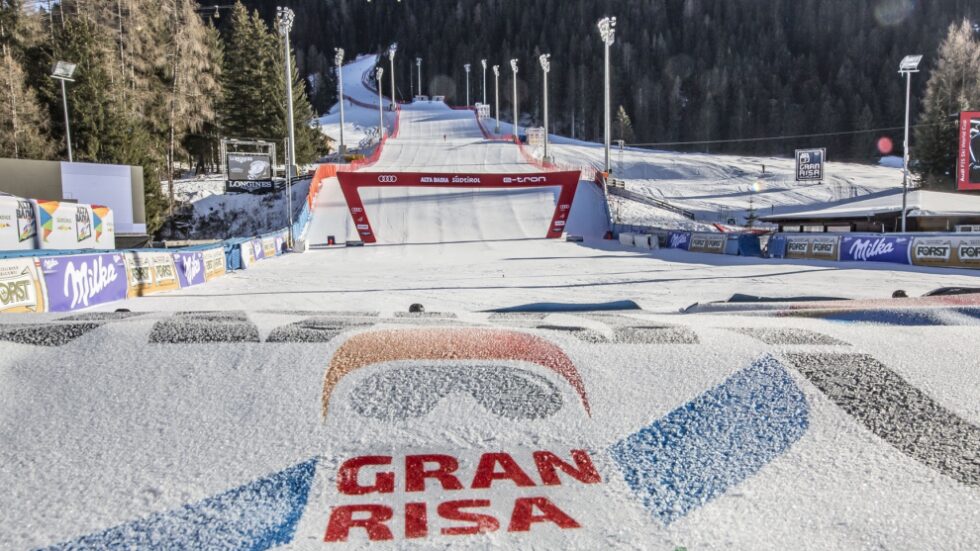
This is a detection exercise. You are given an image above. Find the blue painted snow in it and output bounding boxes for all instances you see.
[609,355,809,525]
[41,458,318,550]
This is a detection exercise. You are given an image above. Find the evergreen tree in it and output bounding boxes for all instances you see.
[0,1,55,158]
[914,19,980,188]
[616,104,635,143]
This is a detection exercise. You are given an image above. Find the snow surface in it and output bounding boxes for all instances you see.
[761,189,980,219]
[317,54,395,150]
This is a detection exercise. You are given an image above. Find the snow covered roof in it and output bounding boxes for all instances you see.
[761,190,980,220]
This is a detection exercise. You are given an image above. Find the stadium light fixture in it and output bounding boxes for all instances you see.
[539,54,551,161]
[493,64,501,133]
[481,59,488,105]
[50,61,77,162]
[277,7,297,244]
[388,44,397,111]
[335,47,346,154]
[464,63,471,107]
[510,59,519,140]
[416,57,422,96]
[376,67,385,141]
[898,54,922,233]
[598,16,616,174]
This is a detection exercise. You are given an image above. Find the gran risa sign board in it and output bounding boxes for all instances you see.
[957,112,980,191]
[795,148,825,181]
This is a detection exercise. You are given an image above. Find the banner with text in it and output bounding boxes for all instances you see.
[40,253,128,312]
[957,112,980,191]
[0,257,47,313]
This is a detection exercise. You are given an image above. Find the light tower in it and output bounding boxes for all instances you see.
[388,44,397,111]
[510,59,519,140]
[335,47,346,154]
[481,59,488,105]
[597,16,617,174]
[898,54,922,233]
[464,63,471,107]
[376,67,385,141]
[539,53,551,162]
[276,6,296,243]
[416,57,422,97]
[493,65,501,134]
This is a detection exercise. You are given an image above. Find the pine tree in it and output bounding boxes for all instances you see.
[616,104,635,143]
[914,19,980,188]
[0,2,55,158]
[745,195,758,227]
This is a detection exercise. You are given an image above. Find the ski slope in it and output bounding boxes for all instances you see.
[308,67,609,245]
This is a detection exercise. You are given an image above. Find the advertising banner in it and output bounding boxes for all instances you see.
[839,235,911,265]
[910,236,980,269]
[784,235,840,260]
[688,233,726,254]
[240,240,256,269]
[275,233,286,255]
[34,200,97,250]
[202,247,227,281]
[227,153,273,181]
[173,251,206,288]
[225,180,277,194]
[336,171,581,243]
[957,112,980,191]
[0,195,37,250]
[666,231,691,250]
[262,237,277,259]
[91,205,115,250]
[40,253,128,312]
[124,252,180,297]
[0,257,47,313]
[795,148,826,181]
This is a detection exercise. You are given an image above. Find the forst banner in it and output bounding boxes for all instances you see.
[795,148,826,181]
[336,171,581,243]
[957,111,980,191]
[0,257,47,313]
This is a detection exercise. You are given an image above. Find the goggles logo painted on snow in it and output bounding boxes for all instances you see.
[322,328,590,418]
[349,365,563,421]
[377,175,399,183]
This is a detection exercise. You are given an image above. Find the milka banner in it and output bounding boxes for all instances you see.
[40,253,128,312]
[839,235,911,265]
[667,231,691,250]
[173,251,206,288]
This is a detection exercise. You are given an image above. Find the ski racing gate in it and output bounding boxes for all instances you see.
[336,171,583,244]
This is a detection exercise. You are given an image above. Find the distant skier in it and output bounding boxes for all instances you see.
[443,134,447,142]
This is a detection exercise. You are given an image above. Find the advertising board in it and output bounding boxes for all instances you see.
[957,111,980,191]
[40,253,128,312]
[0,257,47,313]
[795,148,826,181]
[124,252,180,297]
[173,251,206,288]
[34,201,97,250]
[910,236,980,269]
[839,235,910,265]
[688,233,726,254]
[202,247,227,281]
[0,195,36,250]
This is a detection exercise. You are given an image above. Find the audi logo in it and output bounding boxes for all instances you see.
[377,175,398,183]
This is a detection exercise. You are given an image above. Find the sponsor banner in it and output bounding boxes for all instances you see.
[336,171,582,243]
[202,247,227,280]
[124,252,180,298]
[225,179,277,194]
[274,234,285,255]
[795,148,826,181]
[0,257,47,313]
[262,237,277,259]
[40,253,128,312]
[173,251,206,288]
[34,200,97,250]
[252,238,265,261]
[911,236,980,269]
[666,231,691,250]
[688,233,726,254]
[784,235,840,260]
[840,235,911,265]
[227,153,273,182]
[240,240,256,269]
[90,205,115,250]
[957,111,980,191]
[0,195,37,250]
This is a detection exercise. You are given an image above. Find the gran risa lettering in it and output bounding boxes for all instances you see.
[325,450,599,543]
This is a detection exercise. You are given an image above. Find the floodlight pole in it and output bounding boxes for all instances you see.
[59,79,73,162]
[335,48,346,155]
[416,57,422,96]
[377,67,385,141]
[898,55,921,233]
[388,45,397,111]
[539,54,551,162]
[277,6,296,245]
[510,59,519,140]
[464,63,471,107]
[493,65,501,134]
[598,16,617,175]
[481,59,487,105]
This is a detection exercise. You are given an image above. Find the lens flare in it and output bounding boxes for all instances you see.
[752,181,764,193]
[877,136,894,155]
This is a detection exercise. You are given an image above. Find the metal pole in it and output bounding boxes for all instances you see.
[603,39,611,174]
[511,60,518,140]
[481,60,487,105]
[416,58,422,96]
[336,48,345,154]
[493,65,500,134]
[540,54,550,161]
[465,65,470,107]
[60,79,73,162]
[377,67,385,141]
[389,50,396,111]
[283,23,296,244]
[901,71,911,233]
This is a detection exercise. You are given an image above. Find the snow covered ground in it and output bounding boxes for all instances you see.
[317,54,395,151]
